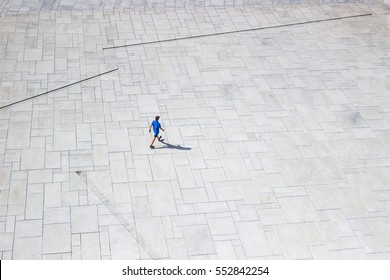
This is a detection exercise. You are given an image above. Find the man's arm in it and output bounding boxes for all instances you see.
[148,124,152,133]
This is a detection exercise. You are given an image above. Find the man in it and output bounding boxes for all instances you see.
[148,116,165,149]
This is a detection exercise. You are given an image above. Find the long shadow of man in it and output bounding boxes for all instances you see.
[154,139,191,150]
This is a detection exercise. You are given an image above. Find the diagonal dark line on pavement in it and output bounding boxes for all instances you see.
[102,13,372,50]
[0,68,118,110]
[76,171,155,260]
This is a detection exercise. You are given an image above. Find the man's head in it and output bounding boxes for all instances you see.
[155,116,160,121]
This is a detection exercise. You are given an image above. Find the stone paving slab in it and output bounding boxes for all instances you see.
[0,0,377,14]
[1,1,390,260]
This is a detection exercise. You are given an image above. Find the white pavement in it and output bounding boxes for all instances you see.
[1,1,390,259]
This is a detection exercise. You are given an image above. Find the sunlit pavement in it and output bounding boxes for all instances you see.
[1,0,390,259]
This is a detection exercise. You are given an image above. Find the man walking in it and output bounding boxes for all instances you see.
[149,116,165,149]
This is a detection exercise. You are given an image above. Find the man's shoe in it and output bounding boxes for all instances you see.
[150,145,155,149]
[158,136,162,141]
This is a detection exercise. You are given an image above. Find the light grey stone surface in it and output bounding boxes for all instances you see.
[1,0,390,260]
[43,224,71,254]
[108,225,140,259]
[71,206,99,233]
[81,233,101,260]
[237,221,272,257]
[182,225,215,256]
[136,217,169,259]
[13,237,42,260]
[147,181,178,216]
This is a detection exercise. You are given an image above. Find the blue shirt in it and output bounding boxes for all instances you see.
[151,120,161,135]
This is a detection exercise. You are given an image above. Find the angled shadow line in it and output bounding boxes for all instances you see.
[76,171,154,260]
[102,13,372,50]
[0,68,118,110]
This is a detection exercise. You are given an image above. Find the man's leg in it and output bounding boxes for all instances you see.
[150,136,157,148]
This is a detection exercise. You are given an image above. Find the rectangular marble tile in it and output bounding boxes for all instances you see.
[136,217,169,259]
[110,159,128,184]
[7,122,30,149]
[236,222,272,258]
[257,208,287,226]
[214,185,242,201]
[208,217,236,235]
[28,170,53,184]
[82,103,105,123]
[8,180,27,205]
[44,207,70,224]
[333,188,369,219]
[15,220,42,238]
[44,183,62,208]
[93,145,109,166]
[147,181,177,216]
[176,165,196,189]
[0,167,11,191]
[54,130,77,151]
[107,128,131,152]
[214,241,237,260]
[193,202,230,213]
[306,185,339,210]
[21,149,45,170]
[167,238,189,259]
[130,135,154,156]
[182,188,209,204]
[109,225,140,260]
[182,225,215,256]
[273,224,312,259]
[299,223,323,247]
[169,107,217,119]
[187,148,206,169]
[238,205,259,222]
[201,168,226,183]
[221,120,248,141]
[81,233,101,260]
[271,132,302,159]
[293,196,321,222]
[149,154,177,181]
[326,209,355,237]
[315,221,345,251]
[138,95,160,115]
[134,156,152,181]
[45,152,61,169]
[71,205,98,233]
[0,233,13,251]
[309,245,341,260]
[113,183,131,204]
[133,197,152,218]
[220,155,250,180]
[43,224,71,254]
[13,237,42,259]
[199,140,219,160]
